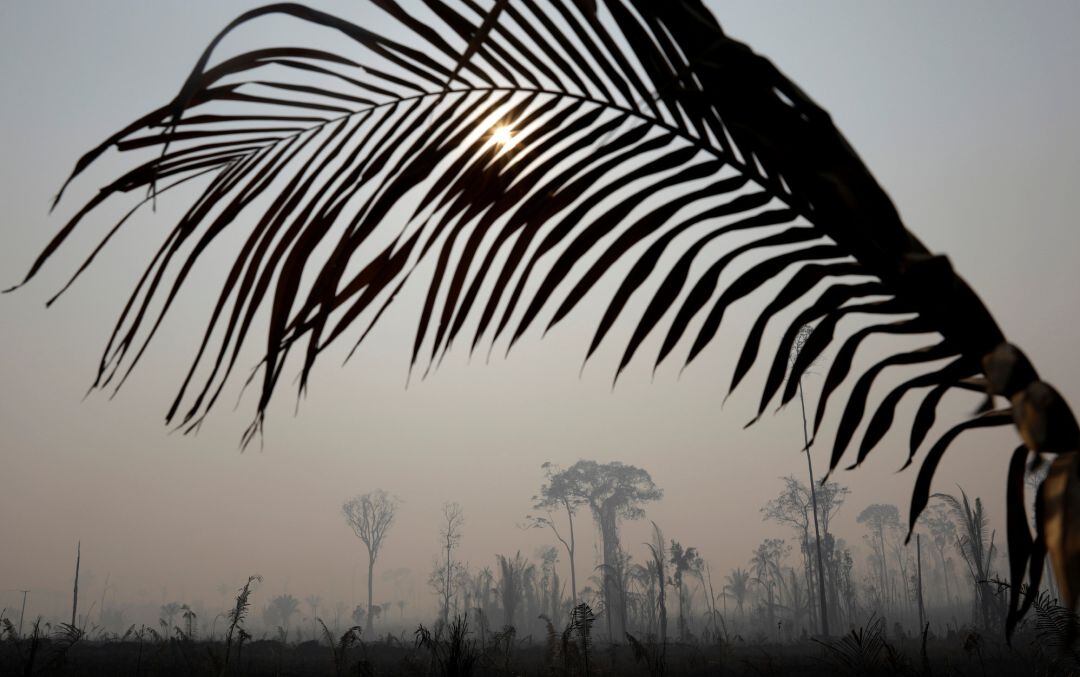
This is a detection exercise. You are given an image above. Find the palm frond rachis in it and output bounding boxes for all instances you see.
[9,0,1080,631]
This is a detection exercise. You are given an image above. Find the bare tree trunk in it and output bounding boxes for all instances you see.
[877,529,889,609]
[367,554,375,634]
[18,590,28,638]
[895,549,911,618]
[655,554,667,649]
[599,506,626,641]
[916,535,926,630]
[443,535,452,625]
[565,498,577,605]
[704,563,718,640]
[71,541,81,627]
[800,531,816,630]
[677,581,685,641]
[646,580,657,637]
[799,383,830,636]
[934,544,952,611]
[765,574,776,634]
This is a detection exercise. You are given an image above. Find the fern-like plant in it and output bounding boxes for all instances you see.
[1032,589,1080,670]
[221,574,261,676]
[933,490,1006,631]
[44,622,84,672]
[571,602,595,676]
[319,619,365,677]
[415,614,480,677]
[812,615,888,676]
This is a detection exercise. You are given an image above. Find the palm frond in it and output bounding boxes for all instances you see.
[812,615,887,676]
[1033,589,1080,667]
[12,0,1080,611]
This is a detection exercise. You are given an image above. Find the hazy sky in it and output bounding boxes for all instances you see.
[2,1,1079,620]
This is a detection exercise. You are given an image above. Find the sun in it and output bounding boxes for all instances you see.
[490,124,517,150]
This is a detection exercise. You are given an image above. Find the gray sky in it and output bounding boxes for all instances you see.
[2,1,1079,619]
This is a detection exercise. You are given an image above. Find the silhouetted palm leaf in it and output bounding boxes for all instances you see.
[1032,588,1080,668]
[11,0,1080,622]
[812,615,887,676]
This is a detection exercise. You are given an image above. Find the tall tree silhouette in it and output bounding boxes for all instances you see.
[527,462,585,605]
[645,522,668,652]
[495,551,532,628]
[920,503,959,607]
[750,538,789,633]
[668,539,702,642]
[433,501,465,625]
[549,460,661,640]
[343,489,399,633]
[934,490,1001,630]
[14,0,1080,629]
[265,594,300,636]
[724,568,750,620]
[790,324,830,636]
[857,503,901,610]
[763,475,848,634]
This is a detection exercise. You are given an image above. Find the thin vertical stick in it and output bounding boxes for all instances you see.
[916,534,926,630]
[71,541,81,627]
[799,382,830,636]
[792,325,830,637]
[18,589,28,638]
